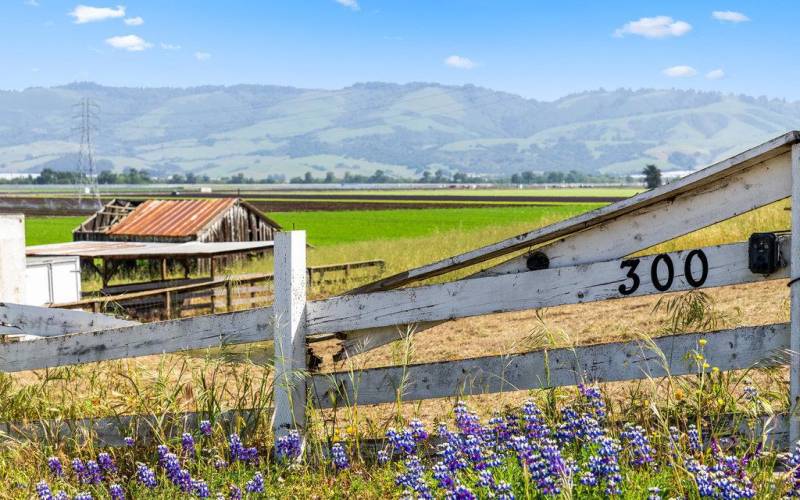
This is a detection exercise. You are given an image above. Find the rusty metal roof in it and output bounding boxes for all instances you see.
[107,198,238,237]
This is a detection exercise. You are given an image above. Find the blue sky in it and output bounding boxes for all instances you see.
[1,1,797,100]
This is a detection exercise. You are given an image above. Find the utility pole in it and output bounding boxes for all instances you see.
[73,98,101,209]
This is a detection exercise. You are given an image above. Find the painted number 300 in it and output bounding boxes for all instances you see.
[618,249,709,296]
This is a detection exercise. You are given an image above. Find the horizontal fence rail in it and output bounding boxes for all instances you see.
[51,260,385,322]
[312,323,789,408]
[0,307,273,372]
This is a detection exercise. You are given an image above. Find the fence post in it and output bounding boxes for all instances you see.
[273,231,308,444]
[225,280,233,311]
[791,143,800,447]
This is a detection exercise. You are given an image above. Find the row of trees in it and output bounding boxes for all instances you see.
[0,166,665,186]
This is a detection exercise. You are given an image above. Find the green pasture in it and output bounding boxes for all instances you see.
[24,205,604,248]
[266,187,641,198]
[270,204,603,246]
[24,216,83,246]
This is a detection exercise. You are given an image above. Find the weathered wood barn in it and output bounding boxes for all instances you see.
[73,198,281,243]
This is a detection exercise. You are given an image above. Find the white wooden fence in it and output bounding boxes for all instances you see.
[2,131,800,448]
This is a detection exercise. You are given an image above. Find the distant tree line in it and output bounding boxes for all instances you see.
[0,166,641,185]
[509,169,630,185]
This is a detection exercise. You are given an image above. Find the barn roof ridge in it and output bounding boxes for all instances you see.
[74,197,281,239]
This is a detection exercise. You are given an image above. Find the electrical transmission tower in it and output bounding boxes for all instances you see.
[73,98,101,208]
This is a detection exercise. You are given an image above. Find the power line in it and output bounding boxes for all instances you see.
[73,98,101,209]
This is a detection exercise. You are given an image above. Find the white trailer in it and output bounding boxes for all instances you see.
[25,256,81,306]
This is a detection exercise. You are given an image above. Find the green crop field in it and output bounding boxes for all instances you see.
[24,216,84,246]
[23,205,604,248]
[270,204,603,246]
[267,187,641,198]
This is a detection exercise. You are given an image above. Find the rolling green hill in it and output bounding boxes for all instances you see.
[1,82,799,178]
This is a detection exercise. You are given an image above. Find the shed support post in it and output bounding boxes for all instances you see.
[791,143,800,447]
[272,231,308,446]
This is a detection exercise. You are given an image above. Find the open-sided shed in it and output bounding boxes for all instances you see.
[73,198,281,244]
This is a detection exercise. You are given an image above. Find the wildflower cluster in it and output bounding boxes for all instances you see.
[33,385,800,498]
[377,385,774,498]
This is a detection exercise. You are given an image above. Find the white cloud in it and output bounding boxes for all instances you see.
[124,16,143,26]
[662,65,697,77]
[194,51,211,61]
[69,5,126,24]
[444,55,476,70]
[160,42,181,50]
[614,16,692,38]
[105,34,152,51]
[706,68,725,80]
[335,0,359,10]
[712,11,749,23]
[25,0,40,7]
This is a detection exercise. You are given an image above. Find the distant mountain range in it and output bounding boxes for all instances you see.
[1,82,799,179]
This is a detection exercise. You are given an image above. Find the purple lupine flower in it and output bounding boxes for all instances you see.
[438,438,468,474]
[241,446,259,464]
[84,460,103,484]
[214,458,228,470]
[576,415,605,441]
[493,481,515,500]
[451,484,477,500]
[578,383,607,420]
[377,450,390,465]
[97,452,117,474]
[331,443,350,470]
[667,426,681,458]
[135,463,157,488]
[410,419,429,442]
[161,452,191,492]
[199,420,212,436]
[386,427,417,456]
[182,432,196,458]
[192,479,210,498]
[525,438,575,495]
[477,469,495,489]
[688,424,702,453]
[276,430,302,461]
[462,434,486,469]
[47,456,63,477]
[647,486,662,500]
[584,436,622,495]
[395,456,432,499]
[555,407,580,443]
[35,481,52,500]
[74,493,93,500]
[54,492,68,500]
[229,433,244,461]
[228,485,243,500]
[454,402,484,436]
[245,472,265,493]
[71,457,85,476]
[620,423,655,467]
[109,483,124,500]
[743,385,759,401]
[432,461,455,489]
[522,400,550,440]
[489,416,511,451]
[123,436,135,447]
[156,444,169,464]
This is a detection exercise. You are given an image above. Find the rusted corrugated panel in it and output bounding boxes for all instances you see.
[108,198,237,238]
